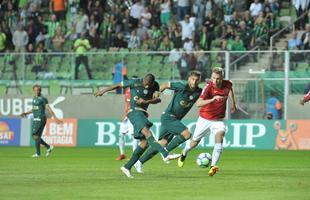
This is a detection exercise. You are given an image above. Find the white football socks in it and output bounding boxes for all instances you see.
[211,143,223,167]
[119,133,125,155]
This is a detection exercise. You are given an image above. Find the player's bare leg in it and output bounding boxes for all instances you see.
[208,131,225,176]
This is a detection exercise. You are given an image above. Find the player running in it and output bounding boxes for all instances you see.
[94,74,180,178]
[178,67,236,177]
[136,71,202,167]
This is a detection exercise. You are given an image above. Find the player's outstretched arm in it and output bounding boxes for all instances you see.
[46,104,63,124]
[20,109,33,118]
[94,83,122,97]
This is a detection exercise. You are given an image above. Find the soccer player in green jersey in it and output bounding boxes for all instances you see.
[136,71,202,168]
[21,85,62,158]
[94,74,180,178]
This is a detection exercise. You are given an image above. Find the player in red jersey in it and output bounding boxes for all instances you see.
[115,88,143,172]
[300,90,310,105]
[178,67,236,176]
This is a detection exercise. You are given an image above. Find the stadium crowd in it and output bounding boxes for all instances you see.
[0,0,309,79]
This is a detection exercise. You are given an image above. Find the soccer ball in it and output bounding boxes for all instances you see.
[196,153,212,168]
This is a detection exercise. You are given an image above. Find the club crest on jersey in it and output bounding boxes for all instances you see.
[189,95,193,100]
[180,100,192,108]
[143,89,148,94]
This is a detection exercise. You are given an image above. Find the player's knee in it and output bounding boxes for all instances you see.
[32,135,39,140]
[140,140,148,148]
[181,129,192,139]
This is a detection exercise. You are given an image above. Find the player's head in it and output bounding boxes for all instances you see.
[143,74,155,89]
[33,84,42,96]
[187,71,201,90]
[211,67,224,88]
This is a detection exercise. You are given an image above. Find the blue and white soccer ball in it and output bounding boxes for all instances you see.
[196,152,212,168]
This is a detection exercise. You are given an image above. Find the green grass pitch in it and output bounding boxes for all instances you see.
[1,147,309,200]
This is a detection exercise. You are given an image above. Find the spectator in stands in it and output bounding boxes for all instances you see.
[180,14,195,43]
[223,0,234,23]
[73,31,92,80]
[128,29,140,50]
[204,0,214,20]
[199,26,209,50]
[292,0,309,30]
[75,9,89,37]
[252,17,268,46]
[249,0,262,18]
[129,0,144,29]
[1,22,13,50]
[192,0,204,27]
[136,22,148,42]
[88,0,104,23]
[12,23,29,52]
[149,0,161,27]
[31,42,48,79]
[141,6,152,28]
[87,14,99,36]
[0,26,6,53]
[52,27,65,52]
[112,57,128,94]
[288,31,302,50]
[169,23,182,49]
[266,13,280,38]
[89,27,101,49]
[266,91,282,119]
[224,24,235,40]
[159,34,174,51]
[203,11,216,50]
[110,32,128,51]
[262,0,272,16]
[50,0,67,21]
[177,0,190,21]
[216,20,227,39]
[229,11,240,30]
[150,24,162,49]
[301,24,310,47]
[160,0,171,26]
[269,0,280,16]
[183,37,194,52]
[100,14,115,49]
[45,14,60,49]
[239,21,252,49]
[243,11,254,29]
[230,35,246,65]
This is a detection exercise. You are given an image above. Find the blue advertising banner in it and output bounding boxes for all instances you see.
[0,118,21,146]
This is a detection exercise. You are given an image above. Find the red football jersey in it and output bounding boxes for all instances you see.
[124,88,131,115]
[199,80,232,120]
